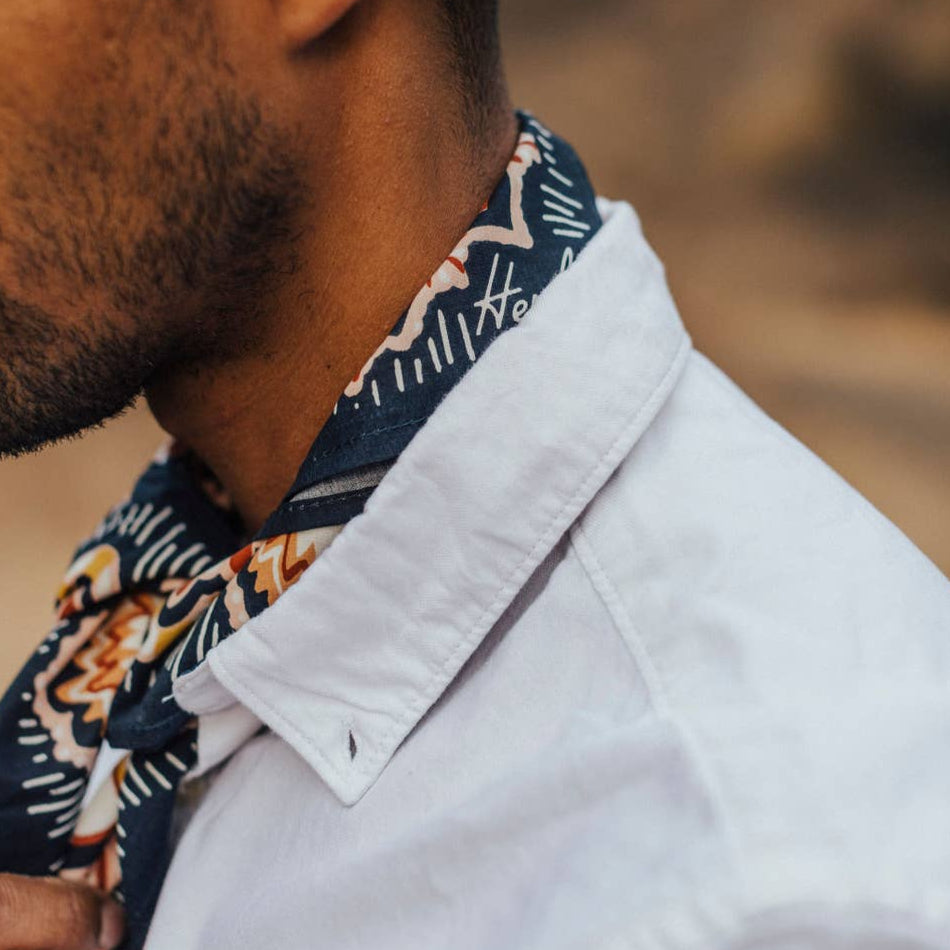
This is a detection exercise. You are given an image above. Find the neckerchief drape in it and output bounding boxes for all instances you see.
[0,113,601,949]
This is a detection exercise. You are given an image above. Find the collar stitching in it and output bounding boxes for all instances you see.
[344,333,692,784]
[212,331,691,800]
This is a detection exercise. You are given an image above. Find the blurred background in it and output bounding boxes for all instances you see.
[2,0,949,686]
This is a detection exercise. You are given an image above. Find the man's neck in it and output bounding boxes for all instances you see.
[145,92,517,536]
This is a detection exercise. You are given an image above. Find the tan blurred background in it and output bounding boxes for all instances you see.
[2,0,949,687]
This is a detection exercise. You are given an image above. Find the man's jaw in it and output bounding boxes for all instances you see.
[0,292,147,459]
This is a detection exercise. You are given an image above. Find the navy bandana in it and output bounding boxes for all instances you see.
[0,113,601,949]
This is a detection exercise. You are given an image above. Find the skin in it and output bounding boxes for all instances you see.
[0,0,514,944]
[0,873,123,949]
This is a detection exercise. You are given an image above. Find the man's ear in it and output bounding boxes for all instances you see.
[273,0,362,51]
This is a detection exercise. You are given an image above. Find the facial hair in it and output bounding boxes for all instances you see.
[0,293,151,456]
[0,6,304,459]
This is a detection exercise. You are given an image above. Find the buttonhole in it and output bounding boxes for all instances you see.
[348,730,357,760]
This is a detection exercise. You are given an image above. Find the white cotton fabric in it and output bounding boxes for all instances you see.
[148,200,950,949]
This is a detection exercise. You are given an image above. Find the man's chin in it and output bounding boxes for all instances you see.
[0,352,145,461]
[0,285,156,459]
[0,388,137,460]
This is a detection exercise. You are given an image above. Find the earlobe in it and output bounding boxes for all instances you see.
[275,0,362,51]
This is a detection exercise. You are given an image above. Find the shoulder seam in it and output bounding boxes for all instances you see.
[568,520,748,879]
[569,522,670,715]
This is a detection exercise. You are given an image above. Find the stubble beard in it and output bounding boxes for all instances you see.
[0,9,304,459]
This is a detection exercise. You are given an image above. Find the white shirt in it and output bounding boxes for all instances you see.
[146,200,950,949]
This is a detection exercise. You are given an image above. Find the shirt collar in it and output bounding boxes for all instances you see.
[174,199,692,805]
